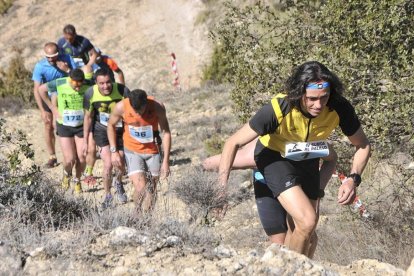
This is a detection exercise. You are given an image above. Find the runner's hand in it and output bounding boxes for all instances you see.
[56,60,69,73]
[160,162,170,179]
[337,178,356,205]
[111,151,122,169]
[82,142,88,157]
[40,110,50,123]
[211,186,228,220]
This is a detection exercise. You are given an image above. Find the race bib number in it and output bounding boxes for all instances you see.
[73,58,85,68]
[99,112,122,128]
[63,110,84,127]
[284,140,329,161]
[129,125,153,143]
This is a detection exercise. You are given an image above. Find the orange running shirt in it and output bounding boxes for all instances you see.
[122,97,159,154]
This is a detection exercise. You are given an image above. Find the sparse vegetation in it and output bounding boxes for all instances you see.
[0,48,34,109]
[203,134,225,156]
[0,0,14,14]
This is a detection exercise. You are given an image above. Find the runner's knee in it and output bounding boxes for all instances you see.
[294,212,317,237]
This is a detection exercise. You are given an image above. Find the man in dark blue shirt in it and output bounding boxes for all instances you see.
[57,24,98,68]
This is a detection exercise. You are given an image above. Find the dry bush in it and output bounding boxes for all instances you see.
[172,167,227,223]
[316,156,414,268]
[172,167,251,225]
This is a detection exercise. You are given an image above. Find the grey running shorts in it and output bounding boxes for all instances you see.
[124,147,161,176]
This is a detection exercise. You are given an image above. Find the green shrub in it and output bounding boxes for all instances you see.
[0,0,14,14]
[210,0,414,165]
[204,134,225,156]
[0,49,34,106]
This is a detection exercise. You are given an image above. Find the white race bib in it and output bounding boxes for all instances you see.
[99,112,122,127]
[73,58,85,68]
[128,125,153,143]
[284,140,329,161]
[62,109,83,127]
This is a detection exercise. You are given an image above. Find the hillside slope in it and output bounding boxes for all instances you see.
[0,0,211,91]
[1,1,413,275]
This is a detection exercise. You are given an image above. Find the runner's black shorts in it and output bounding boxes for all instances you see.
[254,141,320,200]
[253,170,287,235]
[56,123,84,138]
[93,124,123,148]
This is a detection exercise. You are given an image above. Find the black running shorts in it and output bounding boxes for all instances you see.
[56,123,84,138]
[253,170,288,235]
[93,124,123,148]
[254,141,320,200]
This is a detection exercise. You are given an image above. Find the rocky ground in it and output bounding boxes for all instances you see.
[1,0,413,275]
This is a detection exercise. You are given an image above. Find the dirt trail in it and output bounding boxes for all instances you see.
[0,0,211,90]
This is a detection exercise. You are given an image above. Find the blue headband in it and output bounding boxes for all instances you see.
[306,82,330,89]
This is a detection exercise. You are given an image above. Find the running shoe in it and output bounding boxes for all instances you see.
[61,175,71,190]
[74,181,83,194]
[114,179,128,204]
[101,194,113,209]
[45,157,57,168]
[83,175,97,186]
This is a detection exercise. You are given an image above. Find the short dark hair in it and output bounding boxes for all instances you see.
[284,61,344,109]
[129,89,148,112]
[69,68,85,81]
[94,68,111,79]
[63,24,76,35]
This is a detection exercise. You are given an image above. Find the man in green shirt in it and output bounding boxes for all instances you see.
[83,68,130,208]
[39,69,92,193]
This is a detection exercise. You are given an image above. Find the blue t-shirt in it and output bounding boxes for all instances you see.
[57,35,94,65]
[32,54,77,84]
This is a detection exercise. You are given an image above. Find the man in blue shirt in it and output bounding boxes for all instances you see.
[32,42,77,168]
[57,24,98,68]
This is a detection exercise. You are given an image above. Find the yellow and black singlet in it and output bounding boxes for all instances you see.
[249,93,361,156]
[83,83,130,131]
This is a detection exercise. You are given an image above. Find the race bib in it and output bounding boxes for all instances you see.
[73,58,85,68]
[129,125,153,143]
[99,112,123,128]
[63,109,84,127]
[284,140,329,161]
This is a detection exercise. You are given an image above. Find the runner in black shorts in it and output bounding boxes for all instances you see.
[83,68,130,208]
[218,61,371,257]
[39,68,92,194]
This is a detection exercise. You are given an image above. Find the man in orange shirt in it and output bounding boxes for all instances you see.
[94,48,125,85]
[108,89,171,213]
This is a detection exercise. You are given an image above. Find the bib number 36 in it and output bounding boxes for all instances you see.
[129,125,153,143]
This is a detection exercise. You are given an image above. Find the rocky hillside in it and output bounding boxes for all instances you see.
[1,1,413,275]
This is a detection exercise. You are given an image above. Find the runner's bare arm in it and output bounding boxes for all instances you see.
[38,83,54,112]
[86,48,98,66]
[156,102,171,178]
[108,101,124,168]
[107,101,124,149]
[319,144,338,191]
[33,81,45,112]
[218,124,258,187]
[115,68,125,85]
[338,127,371,205]
[82,109,93,156]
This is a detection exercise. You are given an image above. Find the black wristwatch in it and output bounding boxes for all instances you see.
[349,173,361,187]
